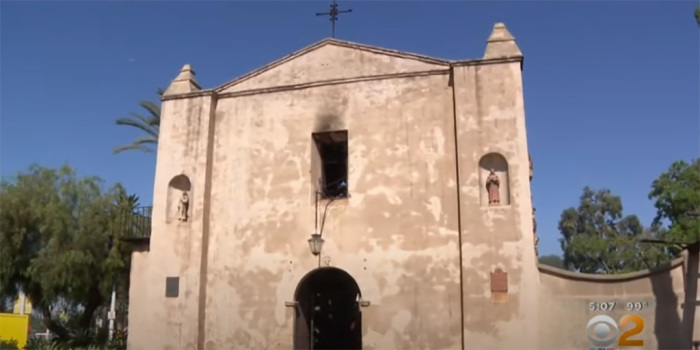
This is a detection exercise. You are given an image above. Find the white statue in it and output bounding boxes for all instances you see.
[178,191,189,222]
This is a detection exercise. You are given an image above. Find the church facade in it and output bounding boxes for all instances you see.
[126,23,699,350]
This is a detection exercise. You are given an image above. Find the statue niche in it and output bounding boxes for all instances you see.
[178,192,190,222]
[167,174,191,223]
[533,208,539,256]
[486,169,500,205]
[479,153,510,207]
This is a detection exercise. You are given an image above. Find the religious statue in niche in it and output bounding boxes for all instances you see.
[533,208,539,256]
[178,191,190,222]
[532,208,537,234]
[486,169,501,205]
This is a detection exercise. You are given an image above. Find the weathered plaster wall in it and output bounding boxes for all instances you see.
[219,44,448,95]
[127,95,216,350]
[207,68,463,349]
[537,261,687,349]
[127,24,697,350]
[129,33,541,350]
[452,60,540,349]
[125,249,149,349]
[197,34,540,348]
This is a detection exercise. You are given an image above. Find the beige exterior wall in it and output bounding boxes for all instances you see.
[451,58,540,349]
[126,93,217,349]
[125,247,149,349]
[126,23,696,350]
[208,70,461,350]
[538,260,687,350]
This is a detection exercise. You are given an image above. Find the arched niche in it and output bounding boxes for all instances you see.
[479,153,510,206]
[166,174,191,223]
[293,267,362,350]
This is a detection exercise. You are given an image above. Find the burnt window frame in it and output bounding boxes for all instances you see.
[313,130,349,199]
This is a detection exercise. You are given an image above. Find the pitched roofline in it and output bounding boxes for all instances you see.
[161,55,523,102]
[213,38,454,93]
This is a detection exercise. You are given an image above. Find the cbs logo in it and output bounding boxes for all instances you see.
[586,314,645,347]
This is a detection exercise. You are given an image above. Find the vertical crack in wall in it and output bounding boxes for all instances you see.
[449,66,466,350]
[197,96,218,350]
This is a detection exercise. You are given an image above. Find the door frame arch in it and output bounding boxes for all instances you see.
[293,267,362,350]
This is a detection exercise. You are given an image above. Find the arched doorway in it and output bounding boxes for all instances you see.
[293,267,362,350]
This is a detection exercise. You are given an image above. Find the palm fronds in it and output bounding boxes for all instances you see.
[113,90,162,155]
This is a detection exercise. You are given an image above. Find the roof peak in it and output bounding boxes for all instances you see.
[164,63,201,97]
[484,22,522,59]
[164,23,524,96]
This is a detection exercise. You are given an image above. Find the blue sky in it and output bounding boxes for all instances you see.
[1,1,698,256]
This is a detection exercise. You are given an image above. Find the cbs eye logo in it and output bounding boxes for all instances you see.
[586,314,645,347]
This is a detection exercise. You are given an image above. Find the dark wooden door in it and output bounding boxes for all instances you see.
[309,288,361,350]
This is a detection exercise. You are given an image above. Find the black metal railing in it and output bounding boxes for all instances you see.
[114,206,152,241]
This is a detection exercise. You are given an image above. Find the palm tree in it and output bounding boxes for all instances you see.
[113,89,163,154]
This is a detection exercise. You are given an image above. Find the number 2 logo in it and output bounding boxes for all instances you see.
[618,314,644,347]
[586,314,645,347]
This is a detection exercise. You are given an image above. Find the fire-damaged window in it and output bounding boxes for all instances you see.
[313,130,348,199]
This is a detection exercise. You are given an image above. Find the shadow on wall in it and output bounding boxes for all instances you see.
[680,245,699,349]
[651,267,684,349]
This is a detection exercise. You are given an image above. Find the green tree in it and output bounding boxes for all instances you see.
[113,89,163,154]
[649,159,700,253]
[558,187,669,274]
[0,165,135,342]
[695,7,699,25]
[0,296,11,313]
[538,254,565,269]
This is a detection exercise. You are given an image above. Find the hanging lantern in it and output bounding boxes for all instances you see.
[308,233,324,256]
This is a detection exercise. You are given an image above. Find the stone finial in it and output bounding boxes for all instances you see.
[163,64,202,97]
[483,22,523,60]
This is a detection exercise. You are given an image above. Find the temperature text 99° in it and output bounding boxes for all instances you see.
[626,301,649,311]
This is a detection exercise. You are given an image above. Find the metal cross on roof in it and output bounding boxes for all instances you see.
[316,0,352,38]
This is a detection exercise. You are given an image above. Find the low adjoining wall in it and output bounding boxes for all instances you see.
[537,259,686,350]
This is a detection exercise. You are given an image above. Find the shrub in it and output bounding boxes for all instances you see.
[0,338,20,350]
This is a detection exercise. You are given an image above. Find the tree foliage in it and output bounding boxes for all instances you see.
[558,187,669,274]
[649,159,700,249]
[0,165,136,342]
[113,89,163,154]
[538,254,565,269]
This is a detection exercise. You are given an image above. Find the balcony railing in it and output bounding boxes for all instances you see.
[114,206,152,242]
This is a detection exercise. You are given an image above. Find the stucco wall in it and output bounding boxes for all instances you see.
[128,33,541,349]
[207,68,462,349]
[537,260,687,349]
[193,39,540,348]
[126,94,216,350]
[125,248,149,349]
[126,25,697,350]
[452,60,539,349]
